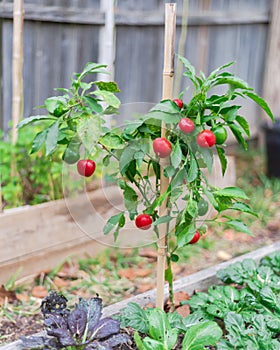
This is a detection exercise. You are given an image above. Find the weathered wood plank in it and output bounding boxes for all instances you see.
[0,3,105,24]
[0,19,2,129]
[0,3,270,26]
[0,154,235,284]
[262,0,280,121]
[103,241,280,317]
[0,0,274,139]
[0,186,126,284]
[2,20,13,133]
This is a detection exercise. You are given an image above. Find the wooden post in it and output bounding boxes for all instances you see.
[97,0,115,131]
[156,3,176,310]
[12,0,24,145]
[98,0,115,81]
[262,0,280,123]
[11,0,24,184]
[196,0,211,73]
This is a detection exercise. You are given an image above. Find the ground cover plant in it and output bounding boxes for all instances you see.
[118,251,280,349]
[0,127,63,209]
[12,250,280,349]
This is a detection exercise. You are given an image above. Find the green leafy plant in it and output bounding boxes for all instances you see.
[118,302,222,349]
[181,251,280,349]
[2,63,120,209]
[19,57,273,309]
[100,57,273,241]
[21,291,130,349]
[17,63,120,162]
[0,127,64,208]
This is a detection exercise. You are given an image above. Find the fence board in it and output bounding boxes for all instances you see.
[0,3,270,25]
[0,0,274,135]
[0,19,2,130]
[2,19,13,130]
[262,0,280,120]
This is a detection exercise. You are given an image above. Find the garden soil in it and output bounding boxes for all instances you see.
[0,223,279,346]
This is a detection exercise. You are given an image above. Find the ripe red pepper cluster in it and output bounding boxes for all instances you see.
[136,98,210,244]
[76,98,215,245]
[152,98,218,160]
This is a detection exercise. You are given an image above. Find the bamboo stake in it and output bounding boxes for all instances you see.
[156,3,176,310]
[11,0,24,186]
[12,0,24,145]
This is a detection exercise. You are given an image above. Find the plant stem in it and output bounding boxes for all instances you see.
[166,253,175,312]
[174,0,189,97]
[48,173,55,201]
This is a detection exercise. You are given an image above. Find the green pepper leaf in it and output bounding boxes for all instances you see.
[242,91,274,121]
[176,222,196,248]
[216,146,227,176]
[92,90,120,109]
[95,81,120,93]
[45,121,59,155]
[77,115,103,152]
[100,133,124,149]
[17,115,56,128]
[62,137,81,164]
[214,187,248,200]
[150,100,180,114]
[224,218,253,235]
[76,62,108,80]
[30,129,48,154]
[229,123,248,150]
[119,181,138,219]
[198,148,213,174]
[145,111,180,124]
[178,55,199,89]
[82,96,103,114]
[231,202,257,217]
[213,74,250,90]
[187,199,198,218]
[236,115,250,137]
[45,96,68,117]
[103,212,125,241]
[171,141,183,169]
[221,105,241,122]
[187,153,198,182]
[152,215,173,226]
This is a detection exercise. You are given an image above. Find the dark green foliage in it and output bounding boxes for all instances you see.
[118,302,222,350]
[0,128,64,208]
[182,251,280,349]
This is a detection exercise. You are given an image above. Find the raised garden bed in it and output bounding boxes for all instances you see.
[0,156,235,284]
[1,241,279,350]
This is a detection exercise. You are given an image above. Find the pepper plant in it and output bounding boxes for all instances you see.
[18,57,274,308]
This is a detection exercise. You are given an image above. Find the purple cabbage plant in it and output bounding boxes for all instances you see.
[21,291,131,349]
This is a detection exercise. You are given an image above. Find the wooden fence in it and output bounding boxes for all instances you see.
[0,0,277,137]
